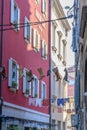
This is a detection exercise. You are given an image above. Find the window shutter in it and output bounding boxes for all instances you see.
[23,68,26,93]
[17,8,20,30]
[35,79,38,95]
[8,58,13,87]
[45,43,48,59]
[33,29,36,48]
[30,26,32,43]
[44,84,46,98]
[38,79,39,96]
[24,17,27,39]
[42,40,44,57]
[16,65,19,90]
[42,0,45,13]
[10,0,14,24]
[32,79,35,97]
[41,82,43,99]
[38,34,40,51]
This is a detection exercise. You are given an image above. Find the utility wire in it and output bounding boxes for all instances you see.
[0,15,73,31]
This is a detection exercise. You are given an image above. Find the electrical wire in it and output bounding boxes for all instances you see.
[0,15,73,31]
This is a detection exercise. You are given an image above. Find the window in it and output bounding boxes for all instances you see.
[57,31,62,60]
[52,22,57,46]
[41,0,46,14]
[23,68,32,97]
[62,39,67,65]
[62,40,67,60]
[52,120,55,130]
[57,121,61,130]
[8,58,19,91]
[41,81,46,99]
[51,22,57,52]
[7,125,20,130]
[24,17,32,43]
[33,29,40,52]
[32,75,39,98]
[42,40,48,59]
[10,0,20,31]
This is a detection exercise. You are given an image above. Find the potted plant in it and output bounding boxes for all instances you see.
[12,81,17,88]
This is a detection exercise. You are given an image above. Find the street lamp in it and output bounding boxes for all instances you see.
[84,92,87,97]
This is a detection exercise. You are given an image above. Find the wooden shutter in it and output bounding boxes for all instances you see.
[42,40,44,57]
[37,33,40,51]
[8,58,13,87]
[33,29,36,48]
[45,43,48,59]
[10,0,14,24]
[30,26,32,43]
[37,79,39,97]
[32,78,35,97]
[23,68,26,93]
[24,17,27,39]
[42,0,45,13]
[41,82,43,99]
[16,65,19,90]
[17,8,20,30]
[35,78,39,98]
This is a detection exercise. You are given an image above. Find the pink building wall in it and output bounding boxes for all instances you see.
[1,0,50,114]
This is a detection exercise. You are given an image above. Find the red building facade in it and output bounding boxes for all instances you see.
[0,0,50,130]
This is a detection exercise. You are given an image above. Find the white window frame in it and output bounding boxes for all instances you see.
[41,0,47,15]
[24,17,32,44]
[42,40,48,60]
[8,58,19,91]
[33,29,40,52]
[31,75,39,98]
[23,68,32,97]
[41,81,46,99]
[10,0,20,31]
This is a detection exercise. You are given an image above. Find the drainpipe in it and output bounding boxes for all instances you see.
[0,0,4,130]
[49,0,52,129]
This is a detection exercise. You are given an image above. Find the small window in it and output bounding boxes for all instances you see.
[42,40,48,59]
[41,81,46,99]
[31,75,39,98]
[57,31,63,60]
[24,17,32,43]
[8,58,19,91]
[52,22,57,47]
[33,29,40,52]
[62,39,67,66]
[62,39,67,61]
[10,0,20,31]
[41,0,46,14]
[23,68,32,97]
[57,31,62,55]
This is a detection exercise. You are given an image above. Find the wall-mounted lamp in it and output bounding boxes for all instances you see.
[84,92,87,97]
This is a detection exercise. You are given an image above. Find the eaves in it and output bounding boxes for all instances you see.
[80,6,87,38]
